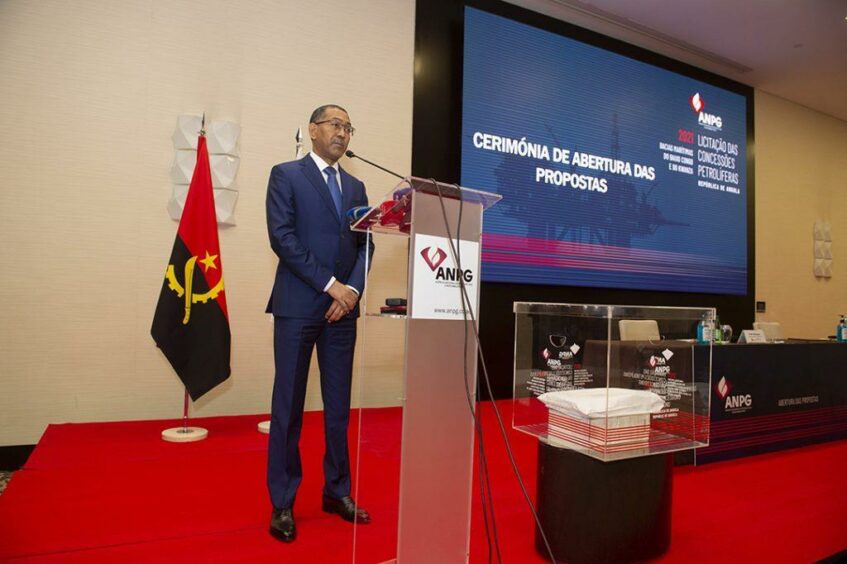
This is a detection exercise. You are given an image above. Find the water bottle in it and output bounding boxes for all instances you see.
[697,316,712,344]
[838,315,847,343]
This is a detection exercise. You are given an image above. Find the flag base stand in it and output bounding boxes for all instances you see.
[162,426,208,442]
[257,420,270,434]
[161,389,207,442]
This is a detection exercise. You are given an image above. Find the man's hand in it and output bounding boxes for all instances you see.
[325,300,349,323]
[327,280,358,311]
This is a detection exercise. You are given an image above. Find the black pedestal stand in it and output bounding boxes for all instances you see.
[536,440,673,563]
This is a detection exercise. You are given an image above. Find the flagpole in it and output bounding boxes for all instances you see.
[158,112,216,444]
[182,388,190,432]
[161,388,209,442]
[259,126,304,435]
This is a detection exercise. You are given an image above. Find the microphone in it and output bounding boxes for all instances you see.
[345,150,405,180]
[345,206,372,225]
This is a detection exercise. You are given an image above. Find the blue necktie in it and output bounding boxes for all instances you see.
[324,166,342,218]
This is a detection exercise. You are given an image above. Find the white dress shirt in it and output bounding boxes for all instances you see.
[306,153,358,296]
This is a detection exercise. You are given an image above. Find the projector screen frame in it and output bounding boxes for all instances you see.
[412,0,755,398]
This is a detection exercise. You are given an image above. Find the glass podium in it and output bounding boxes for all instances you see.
[349,177,500,563]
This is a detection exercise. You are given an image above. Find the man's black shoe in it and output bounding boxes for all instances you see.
[322,495,371,524]
[269,507,296,542]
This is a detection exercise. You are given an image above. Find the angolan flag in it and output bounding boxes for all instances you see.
[151,134,231,400]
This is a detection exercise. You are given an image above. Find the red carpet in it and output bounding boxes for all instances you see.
[1,401,845,562]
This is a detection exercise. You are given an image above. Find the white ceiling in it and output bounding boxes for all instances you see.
[511,0,847,122]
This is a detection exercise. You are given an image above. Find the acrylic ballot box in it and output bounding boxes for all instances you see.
[513,302,713,563]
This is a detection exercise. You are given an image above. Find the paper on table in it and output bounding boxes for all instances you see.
[538,388,665,419]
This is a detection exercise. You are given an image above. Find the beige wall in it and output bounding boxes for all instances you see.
[1,2,845,447]
[0,0,413,445]
[754,91,847,338]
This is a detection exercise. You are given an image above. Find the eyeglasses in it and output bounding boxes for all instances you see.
[313,119,356,136]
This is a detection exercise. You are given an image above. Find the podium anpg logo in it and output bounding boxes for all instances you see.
[420,245,474,284]
[420,246,447,271]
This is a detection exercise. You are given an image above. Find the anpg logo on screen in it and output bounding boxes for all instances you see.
[690,92,723,131]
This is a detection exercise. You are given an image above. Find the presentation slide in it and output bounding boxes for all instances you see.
[461,7,748,295]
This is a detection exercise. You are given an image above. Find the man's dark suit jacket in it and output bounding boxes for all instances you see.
[265,155,373,318]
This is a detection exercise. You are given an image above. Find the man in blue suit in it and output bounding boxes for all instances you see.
[266,104,374,542]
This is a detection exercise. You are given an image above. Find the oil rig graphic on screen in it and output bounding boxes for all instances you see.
[493,114,687,248]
